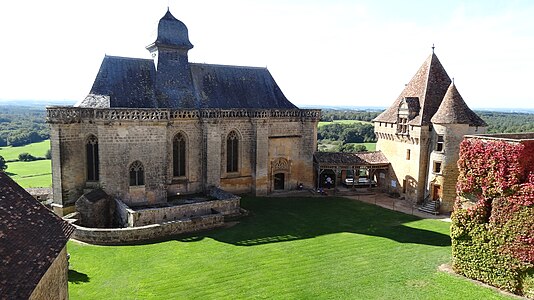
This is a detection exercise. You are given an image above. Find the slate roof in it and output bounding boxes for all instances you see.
[0,173,75,299]
[373,53,452,126]
[431,83,487,126]
[75,56,157,108]
[153,9,193,50]
[314,151,390,166]
[76,10,296,110]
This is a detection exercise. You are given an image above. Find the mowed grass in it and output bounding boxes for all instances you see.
[318,140,376,152]
[6,160,51,188]
[68,197,512,299]
[318,119,372,127]
[0,140,52,187]
[0,140,50,161]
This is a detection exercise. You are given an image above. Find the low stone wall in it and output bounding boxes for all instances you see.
[72,214,224,245]
[129,198,240,227]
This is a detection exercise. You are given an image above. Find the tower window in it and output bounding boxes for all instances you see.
[227,131,239,173]
[433,161,442,174]
[397,117,408,134]
[86,135,99,181]
[436,135,444,152]
[173,133,186,177]
[406,149,411,160]
[129,161,145,186]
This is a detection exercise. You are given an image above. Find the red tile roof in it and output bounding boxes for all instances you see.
[0,173,74,299]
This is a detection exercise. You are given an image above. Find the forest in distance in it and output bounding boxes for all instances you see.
[1,103,534,149]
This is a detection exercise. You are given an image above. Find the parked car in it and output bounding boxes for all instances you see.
[344,177,376,187]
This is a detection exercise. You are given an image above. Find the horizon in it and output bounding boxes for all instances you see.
[1,1,534,109]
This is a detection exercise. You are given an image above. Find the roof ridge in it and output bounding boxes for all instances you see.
[190,62,268,70]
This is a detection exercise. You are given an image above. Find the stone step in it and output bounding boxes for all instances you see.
[418,201,439,215]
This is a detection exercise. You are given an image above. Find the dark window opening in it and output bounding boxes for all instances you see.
[129,161,144,186]
[433,161,442,173]
[173,133,186,177]
[86,135,99,181]
[436,135,444,152]
[227,131,239,173]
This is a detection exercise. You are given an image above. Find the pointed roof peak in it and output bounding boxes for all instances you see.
[431,82,487,126]
[149,9,193,50]
[373,50,451,125]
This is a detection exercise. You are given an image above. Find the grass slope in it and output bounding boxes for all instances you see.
[6,160,51,188]
[0,140,50,161]
[68,197,512,299]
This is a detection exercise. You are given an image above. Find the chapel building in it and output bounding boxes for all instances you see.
[46,10,319,216]
[373,50,487,213]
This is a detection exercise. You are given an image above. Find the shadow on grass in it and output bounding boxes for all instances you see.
[68,270,90,284]
[174,196,452,247]
[5,171,16,176]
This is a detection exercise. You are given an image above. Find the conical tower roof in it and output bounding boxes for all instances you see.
[373,52,451,126]
[431,82,487,126]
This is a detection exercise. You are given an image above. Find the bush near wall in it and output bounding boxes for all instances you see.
[451,139,534,298]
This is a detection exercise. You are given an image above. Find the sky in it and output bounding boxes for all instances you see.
[1,0,533,109]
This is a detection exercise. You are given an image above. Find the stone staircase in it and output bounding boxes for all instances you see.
[418,200,440,215]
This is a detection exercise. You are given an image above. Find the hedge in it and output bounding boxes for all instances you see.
[451,139,534,298]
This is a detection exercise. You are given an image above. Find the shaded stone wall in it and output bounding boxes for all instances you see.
[72,214,224,245]
[29,247,68,300]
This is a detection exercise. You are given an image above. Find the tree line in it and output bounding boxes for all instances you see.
[0,105,49,147]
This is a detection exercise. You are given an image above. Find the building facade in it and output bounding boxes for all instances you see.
[47,10,319,215]
[373,50,487,212]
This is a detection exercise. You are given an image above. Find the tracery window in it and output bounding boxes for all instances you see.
[129,161,145,186]
[86,135,99,181]
[173,133,186,177]
[227,131,239,173]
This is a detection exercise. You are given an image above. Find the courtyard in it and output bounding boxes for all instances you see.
[68,196,513,299]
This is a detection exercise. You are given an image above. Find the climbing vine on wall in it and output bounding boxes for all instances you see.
[452,138,534,298]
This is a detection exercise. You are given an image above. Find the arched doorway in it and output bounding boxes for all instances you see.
[274,173,285,190]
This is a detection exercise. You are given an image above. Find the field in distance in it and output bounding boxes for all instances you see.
[0,140,51,188]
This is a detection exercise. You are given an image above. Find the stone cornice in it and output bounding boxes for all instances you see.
[46,107,321,124]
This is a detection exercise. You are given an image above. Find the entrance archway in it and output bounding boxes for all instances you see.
[274,173,285,190]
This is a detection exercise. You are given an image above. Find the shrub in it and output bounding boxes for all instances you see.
[0,155,6,172]
[18,152,37,162]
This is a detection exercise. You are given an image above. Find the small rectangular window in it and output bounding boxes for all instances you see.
[433,161,442,173]
[406,149,411,160]
[436,135,444,152]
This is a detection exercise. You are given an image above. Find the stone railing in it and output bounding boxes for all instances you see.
[46,106,321,124]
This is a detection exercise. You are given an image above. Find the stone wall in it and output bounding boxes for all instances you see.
[72,214,224,245]
[48,107,320,212]
[428,124,486,213]
[29,246,68,300]
[374,121,430,203]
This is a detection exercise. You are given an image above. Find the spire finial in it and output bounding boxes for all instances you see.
[452,77,455,84]
[432,43,435,54]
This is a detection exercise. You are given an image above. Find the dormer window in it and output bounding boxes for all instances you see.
[397,97,419,135]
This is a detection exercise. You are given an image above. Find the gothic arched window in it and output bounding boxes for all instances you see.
[129,161,144,186]
[86,135,99,181]
[226,131,239,173]
[173,133,186,177]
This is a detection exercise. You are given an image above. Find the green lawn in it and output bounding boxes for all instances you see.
[68,197,512,299]
[6,160,52,188]
[318,119,372,127]
[0,140,52,188]
[0,140,50,161]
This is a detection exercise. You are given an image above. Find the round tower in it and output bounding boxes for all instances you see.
[428,82,487,213]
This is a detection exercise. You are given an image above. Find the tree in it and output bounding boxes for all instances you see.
[337,143,367,153]
[18,152,37,162]
[0,155,7,172]
[45,149,51,159]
